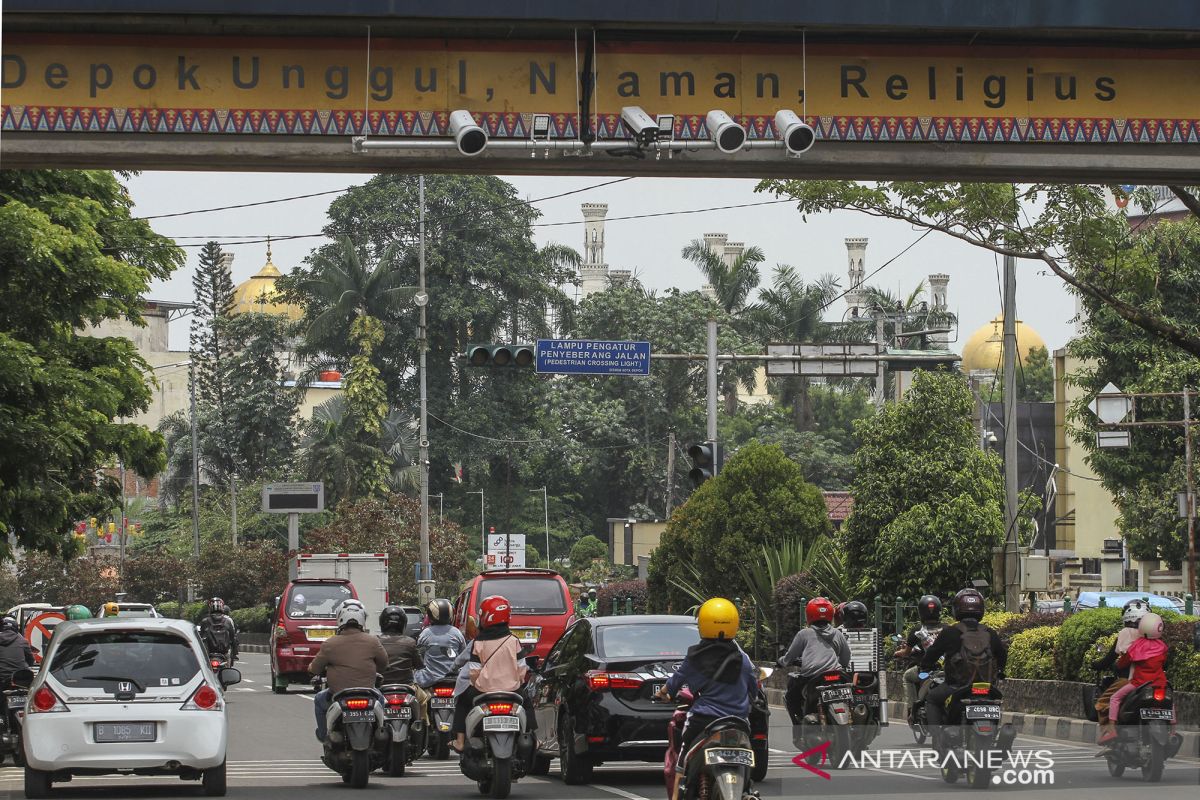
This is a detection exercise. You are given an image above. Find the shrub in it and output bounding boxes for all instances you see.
[1055,608,1122,681]
[182,601,207,624]
[773,574,812,654]
[1006,626,1060,680]
[1168,650,1200,694]
[1076,632,1118,682]
[996,612,1065,641]
[597,580,647,616]
[981,611,1020,632]
[230,606,273,634]
[156,601,181,619]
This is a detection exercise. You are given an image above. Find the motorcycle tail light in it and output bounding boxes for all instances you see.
[433,686,455,698]
[970,686,990,696]
[752,732,767,741]
[823,673,842,682]
[344,697,371,710]
[210,659,221,669]
[487,702,514,715]
[30,687,67,714]
[385,693,408,706]
[1153,688,1165,702]
[181,683,222,711]
[587,735,606,743]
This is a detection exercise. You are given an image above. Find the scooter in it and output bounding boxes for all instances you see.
[791,670,854,769]
[459,691,535,799]
[380,683,427,777]
[848,670,882,753]
[909,670,934,745]
[426,678,457,759]
[748,669,771,783]
[935,676,1015,789]
[1097,679,1183,782]
[319,681,390,789]
[0,669,32,767]
[663,688,758,800]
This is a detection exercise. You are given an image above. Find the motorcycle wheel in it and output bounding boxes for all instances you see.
[941,763,960,784]
[529,751,552,776]
[966,746,991,789]
[829,726,850,769]
[1141,740,1165,783]
[433,733,450,760]
[350,749,370,789]
[751,743,769,783]
[912,724,927,746]
[1107,758,1125,778]
[388,740,407,777]
[489,758,512,799]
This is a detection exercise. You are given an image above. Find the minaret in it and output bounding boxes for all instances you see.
[928,273,950,346]
[845,237,868,317]
[723,241,745,268]
[578,203,609,298]
[703,232,728,258]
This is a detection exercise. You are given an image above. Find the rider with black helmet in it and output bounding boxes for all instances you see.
[839,601,869,630]
[895,595,946,718]
[378,605,426,722]
[920,588,1008,741]
[413,598,467,689]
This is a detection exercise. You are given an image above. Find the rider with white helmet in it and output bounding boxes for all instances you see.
[1092,599,1153,742]
[307,602,388,741]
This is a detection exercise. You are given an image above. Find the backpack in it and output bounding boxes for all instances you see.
[204,616,231,654]
[948,623,996,685]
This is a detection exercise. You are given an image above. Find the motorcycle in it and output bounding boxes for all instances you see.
[459,691,535,799]
[319,681,390,789]
[934,675,1016,789]
[791,670,854,769]
[1088,675,1183,782]
[909,670,935,745]
[208,653,230,672]
[426,678,457,760]
[748,668,771,783]
[0,668,32,767]
[663,687,758,800]
[380,683,427,777]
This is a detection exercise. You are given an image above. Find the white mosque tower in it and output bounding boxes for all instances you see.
[578,203,610,299]
[927,272,951,346]
[845,237,868,317]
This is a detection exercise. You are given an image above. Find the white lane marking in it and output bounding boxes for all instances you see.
[296,693,314,701]
[242,678,255,683]
[592,784,655,800]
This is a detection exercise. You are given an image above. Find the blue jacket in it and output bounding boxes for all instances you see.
[665,641,757,720]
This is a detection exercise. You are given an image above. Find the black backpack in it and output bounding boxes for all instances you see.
[204,616,231,654]
[948,622,996,685]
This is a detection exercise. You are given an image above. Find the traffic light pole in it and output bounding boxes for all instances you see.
[706,319,718,473]
[417,175,434,605]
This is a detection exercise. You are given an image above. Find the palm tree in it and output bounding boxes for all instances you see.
[747,266,841,429]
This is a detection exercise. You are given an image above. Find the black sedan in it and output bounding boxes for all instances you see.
[529,614,769,784]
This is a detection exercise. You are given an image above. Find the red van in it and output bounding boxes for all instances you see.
[270,578,358,693]
[454,569,575,660]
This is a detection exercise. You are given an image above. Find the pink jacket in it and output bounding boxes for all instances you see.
[1117,638,1168,689]
[469,635,527,693]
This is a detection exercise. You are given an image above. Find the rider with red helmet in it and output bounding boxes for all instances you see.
[450,595,533,753]
[777,597,851,723]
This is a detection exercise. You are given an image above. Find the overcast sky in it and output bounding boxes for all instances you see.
[125,171,1077,355]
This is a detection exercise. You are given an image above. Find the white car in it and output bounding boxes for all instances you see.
[18,617,239,798]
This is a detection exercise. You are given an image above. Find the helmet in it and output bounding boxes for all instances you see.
[918,595,943,624]
[337,603,368,631]
[952,588,985,622]
[1122,599,1150,627]
[208,597,224,614]
[833,602,847,627]
[379,605,407,634]
[842,600,869,629]
[291,593,306,607]
[697,598,739,640]
[588,588,597,599]
[0,617,17,633]
[481,596,511,628]
[1138,612,1164,639]
[103,602,120,617]
[806,597,835,625]
[426,598,452,626]
[335,598,365,616]
[65,605,92,620]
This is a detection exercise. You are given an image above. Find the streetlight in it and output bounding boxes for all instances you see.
[416,174,434,606]
[531,487,550,568]
[466,490,485,565]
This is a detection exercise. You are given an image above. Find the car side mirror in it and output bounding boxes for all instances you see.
[11,669,33,688]
[526,656,542,672]
[218,667,242,688]
[271,596,280,613]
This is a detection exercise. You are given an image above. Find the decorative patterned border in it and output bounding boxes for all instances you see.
[3,106,1199,144]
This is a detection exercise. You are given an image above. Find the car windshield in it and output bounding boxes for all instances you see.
[596,623,699,659]
[477,577,566,614]
[288,583,353,618]
[48,631,199,690]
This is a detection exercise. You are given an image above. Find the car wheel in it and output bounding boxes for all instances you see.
[270,668,286,695]
[558,715,593,785]
[24,766,52,799]
[202,759,227,797]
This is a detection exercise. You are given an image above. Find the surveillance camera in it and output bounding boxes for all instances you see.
[774,109,816,155]
[705,110,746,154]
[621,106,659,146]
[448,109,488,156]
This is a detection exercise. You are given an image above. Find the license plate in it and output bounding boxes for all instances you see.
[821,687,852,703]
[431,698,455,708]
[94,722,156,743]
[649,682,664,697]
[7,694,26,707]
[1139,708,1173,720]
[305,628,335,640]
[482,715,520,732]
[865,694,880,707]
[511,627,540,643]
[342,709,374,720]
[704,748,754,767]
[965,705,1001,720]
[387,706,413,719]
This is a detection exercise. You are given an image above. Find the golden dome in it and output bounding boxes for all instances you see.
[230,244,303,320]
[961,313,1047,373]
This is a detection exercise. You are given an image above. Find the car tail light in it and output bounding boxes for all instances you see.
[30,687,67,714]
[344,697,371,710]
[274,625,290,646]
[586,671,643,691]
[487,702,514,715]
[181,683,222,711]
[433,686,455,698]
[385,693,409,707]
[1153,687,1165,702]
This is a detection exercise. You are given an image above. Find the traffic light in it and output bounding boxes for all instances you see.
[688,442,719,489]
[465,344,535,368]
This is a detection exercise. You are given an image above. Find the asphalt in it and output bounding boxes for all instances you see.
[1,654,1196,799]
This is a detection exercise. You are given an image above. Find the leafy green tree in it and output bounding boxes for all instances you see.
[980,345,1055,403]
[844,370,1003,598]
[569,535,608,569]
[647,442,830,612]
[191,241,235,415]
[0,170,181,556]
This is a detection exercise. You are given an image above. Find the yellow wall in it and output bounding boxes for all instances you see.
[611,520,668,566]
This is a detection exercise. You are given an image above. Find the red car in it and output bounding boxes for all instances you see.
[453,569,574,660]
[270,578,358,693]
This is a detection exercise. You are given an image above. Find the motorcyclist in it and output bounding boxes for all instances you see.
[920,588,1008,746]
[1092,599,1149,743]
[576,592,589,617]
[838,600,869,632]
[450,596,533,754]
[777,597,851,724]
[413,599,467,689]
[654,598,758,771]
[587,588,599,616]
[309,604,388,741]
[378,605,428,723]
[0,617,34,689]
[895,594,946,720]
[198,596,239,663]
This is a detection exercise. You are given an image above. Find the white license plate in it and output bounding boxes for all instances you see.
[7,694,26,707]
[388,706,413,719]
[342,709,374,720]
[1139,708,1173,720]
[431,697,455,708]
[965,705,1001,720]
[704,748,754,767]
[821,687,852,703]
[482,715,520,732]
[95,722,156,743]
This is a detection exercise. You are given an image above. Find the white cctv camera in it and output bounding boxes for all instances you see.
[448,109,488,156]
[774,109,816,155]
[705,110,747,154]
[621,106,659,146]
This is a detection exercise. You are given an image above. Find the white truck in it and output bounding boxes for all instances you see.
[293,553,390,629]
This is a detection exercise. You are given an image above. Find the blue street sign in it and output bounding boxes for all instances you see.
[535,339,652,376]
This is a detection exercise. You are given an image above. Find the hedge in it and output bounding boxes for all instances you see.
[996,612,1064,641]
[981,611,1020,632]
[1006,626,1060,680]
[231,606,273,634]
[597,580,647,617]
[1054,607,1122,682]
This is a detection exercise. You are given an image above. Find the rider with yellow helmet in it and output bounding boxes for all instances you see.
[654,598,758,766]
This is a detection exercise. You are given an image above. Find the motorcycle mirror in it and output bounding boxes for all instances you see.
[11,669,33,688]
[218,667,242,688]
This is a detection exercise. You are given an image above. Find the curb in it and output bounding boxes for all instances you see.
[765,688,1199,758]
[239,644,269,654]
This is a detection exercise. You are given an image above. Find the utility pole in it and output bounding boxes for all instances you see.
[1002,253,1020,612]
[874,314,887,408]
[416,174,434,605]
[706,319,718,473]
[531,486,550,568]
[230,474,238,547]
[118,461,127,589]
[467,490,485,565]
[665,431,677,517]
[1186,389,1196,598]
[189,363,200,560]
